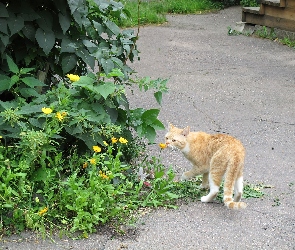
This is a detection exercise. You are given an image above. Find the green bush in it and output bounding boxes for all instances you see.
[0,0,171,236]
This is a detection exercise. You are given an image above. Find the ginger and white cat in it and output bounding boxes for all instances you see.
[165,124,246,209]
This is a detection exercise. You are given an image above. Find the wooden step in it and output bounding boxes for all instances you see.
[262,0,286,7]
[243,13,295,32]
[242,0,295,32]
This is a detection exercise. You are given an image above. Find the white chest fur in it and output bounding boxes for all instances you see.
[181,143,190,155]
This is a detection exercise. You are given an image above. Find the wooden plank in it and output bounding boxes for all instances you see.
[243,13,295,32]
[242,7,262,15]
[286,0,295,8]
[262,0,284,7]
[264,5,295,20]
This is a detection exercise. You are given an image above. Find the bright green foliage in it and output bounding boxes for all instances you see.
[240,0,259,7]
[0,0,137,83]
[0,0,167,151]
[119,0,220,27]
[0,141,180,235]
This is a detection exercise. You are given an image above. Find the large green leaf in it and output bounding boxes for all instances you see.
[7,13,24,35]
[142,109,160,125]
[21,77,46,87]
[36,11,53,31]
[154,91,162,105]
[105,20,120,36]
[0,78,10,92]
[58,13,71,34]
[61,54,77,73]
[6,55,19,74]
[92,21,104,35]
[101,58,114,74]
[95,82,116,99]
[0,34,9,49]
[22,24,36,41]
[68,0,84,14]
[19,88,40,98]
[76,48,95,69]
[0,19,8,34]
[0,3,9,17]
[35,28,55,55]
[61,39,78,53]
[18,104,44,115]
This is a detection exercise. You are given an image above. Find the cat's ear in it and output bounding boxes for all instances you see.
[168,122,174,130]
[182,126,190,136]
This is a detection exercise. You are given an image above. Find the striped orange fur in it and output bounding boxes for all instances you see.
[165,124,247,209]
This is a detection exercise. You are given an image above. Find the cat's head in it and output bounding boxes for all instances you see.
[165,123,190,150]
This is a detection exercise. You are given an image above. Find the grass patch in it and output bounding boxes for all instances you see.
[118,0,221,27]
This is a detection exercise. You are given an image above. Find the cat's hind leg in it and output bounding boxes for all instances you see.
[201,172,223,203]
[233,175,243,202]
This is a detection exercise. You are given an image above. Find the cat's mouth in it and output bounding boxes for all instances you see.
[166,144,179,151]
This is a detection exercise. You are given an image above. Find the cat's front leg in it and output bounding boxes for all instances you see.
[180,167,202,181]
[180,170,196,181]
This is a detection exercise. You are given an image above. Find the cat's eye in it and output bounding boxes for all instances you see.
[172,139,176,142]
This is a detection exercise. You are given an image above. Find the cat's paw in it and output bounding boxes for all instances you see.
[180,173,189,181]
[201,195,212,203]
[200,184,209,189]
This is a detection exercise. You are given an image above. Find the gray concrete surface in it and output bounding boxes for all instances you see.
[1,6,295,250]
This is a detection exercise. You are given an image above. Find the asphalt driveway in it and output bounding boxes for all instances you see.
[1,6,295,250]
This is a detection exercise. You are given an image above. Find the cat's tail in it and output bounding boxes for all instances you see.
[224,199,247,209]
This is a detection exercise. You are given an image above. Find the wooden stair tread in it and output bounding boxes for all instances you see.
[262,0,282,7]
[243,7,260,14]
[242,7,261,14]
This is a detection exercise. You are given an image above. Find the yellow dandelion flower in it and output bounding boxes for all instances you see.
[38,207,48,216]
[66,74,80,82]
[159,143,167,149]
[99,171,109,179]
[83,162,88,169]
[90,158,96,165]
[103,141,108,146]
[42,107,53,115]
[55,112,64,121]
[119,137,128,144]
[93,145,101,153]
[111,137,118,144]
[0,136,2,139]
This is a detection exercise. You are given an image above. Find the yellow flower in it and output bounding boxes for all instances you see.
[90,158,96,165]
[42,107,53,115]
[66,74,80,82]
[111,137,118,144]
[61,112,67,117]
[99,171,109,179]
[103,141,108,146]
[55,112,64,121]
[82,162,88,169]
[159,143,167,149]
[38,207,48,216]
[0,136,2,139]
[93,145,101,153]
[119,137,128,144]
